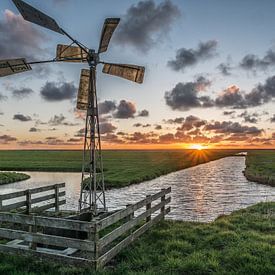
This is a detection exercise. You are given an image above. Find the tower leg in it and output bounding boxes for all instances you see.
[79,66,106,213]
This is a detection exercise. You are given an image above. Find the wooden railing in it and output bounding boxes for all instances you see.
[96,187,171,268]
[0,186,171,268]
[0,183,66,213]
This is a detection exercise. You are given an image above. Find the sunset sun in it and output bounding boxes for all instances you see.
[190,144,206,150]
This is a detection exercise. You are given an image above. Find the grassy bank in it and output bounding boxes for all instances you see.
[0,202,274,274]
[244,150,275,186]
[0,149,241,188]
[0,172,30,185]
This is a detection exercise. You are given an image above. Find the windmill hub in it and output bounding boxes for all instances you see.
[88,50,99,66]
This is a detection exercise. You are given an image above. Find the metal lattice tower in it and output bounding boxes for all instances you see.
[0,0,145,214]
[79,65,106,213]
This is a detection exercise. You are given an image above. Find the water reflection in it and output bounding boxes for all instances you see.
[0,157,274,222]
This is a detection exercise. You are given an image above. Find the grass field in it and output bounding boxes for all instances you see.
[0,172,30,185]
[244,150,275,186]
[0,202,274,274]
[0,149,241,188]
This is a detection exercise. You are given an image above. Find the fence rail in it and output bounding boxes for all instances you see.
[0,186,171,269]
[0,183,66,213]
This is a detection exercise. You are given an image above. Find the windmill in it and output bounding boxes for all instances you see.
[0,0,145,214]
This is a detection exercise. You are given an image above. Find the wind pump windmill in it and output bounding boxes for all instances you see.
[0,0,145,214]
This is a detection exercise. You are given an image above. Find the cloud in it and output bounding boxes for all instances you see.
[176,75,275,111]
[164,117,185,124]
[133,123,151,128]
[48,114,79,126]
[0,9,45,60]
[223,111,236,116]
[247,75,275,106]
[32,65,52,78]
[40,82,77,102]
[217,62,232,76]
[164,76,213,111]
[75,128,85,137]
[13,114,32,122]
[114,0,180,52]
[270,114,275,123]
[98,100,117,115]
[45,137,65,145]
[100,122,117,134]
[101,133,124,144]
[164,116,265,145]
[29,127,40,132]
[48,114,66,126]
[176,115,207,131]
[215,85,246,108]
[97,99,146,119]
[158,133,176,143]
[138,109,149,117]
[17,140,43,146]
[125,131,157,143]
[70,113,271,146]
[238,111,259,124]
[155,124,162,130]
[204,121,262,135]
[240,50,275,71]
[167,40,218,71]
[114,100,136,118]
[0,134,17,144]
[12,88,34,99]
[165,75,275,111]
[67,138,82,143]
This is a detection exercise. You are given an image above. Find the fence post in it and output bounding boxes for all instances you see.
[54,184,59,212]
[126,204,134,222]
[28,222,37,250]
[26,189,31,215]
[161,189,166,219]
[93,225,99,270]
[146,195,151,222]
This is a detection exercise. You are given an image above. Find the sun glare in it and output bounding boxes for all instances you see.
[190,144,206,150]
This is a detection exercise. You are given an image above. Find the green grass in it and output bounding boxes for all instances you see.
[0,202,274,274]
[244,150,275,186]
[0,172,30,185]
[0,149,241,188]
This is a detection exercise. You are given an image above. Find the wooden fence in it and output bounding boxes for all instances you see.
[0,186,171,269]
[0,183,66,213]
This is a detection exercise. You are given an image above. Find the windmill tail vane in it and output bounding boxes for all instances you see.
[0,0,145,214]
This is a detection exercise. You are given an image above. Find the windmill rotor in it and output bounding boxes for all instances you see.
[0,0,145,214]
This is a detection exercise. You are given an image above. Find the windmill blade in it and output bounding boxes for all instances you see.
[56,44,88,62]
[77,69,90,110]
[98,18,120,53]
[0,58,31,77]
[102,63,145,83]
[12,0,63,34]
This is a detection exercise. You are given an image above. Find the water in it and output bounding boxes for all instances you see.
[0,156,274,222]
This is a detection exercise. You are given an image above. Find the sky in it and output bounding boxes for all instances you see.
[0,0,275,150]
